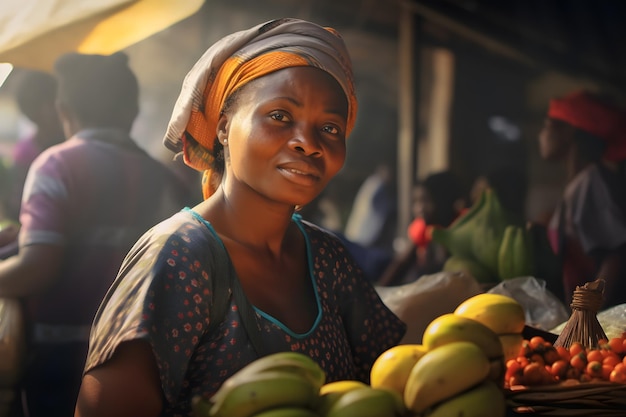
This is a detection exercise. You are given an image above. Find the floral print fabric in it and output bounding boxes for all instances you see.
[84,208,406,416]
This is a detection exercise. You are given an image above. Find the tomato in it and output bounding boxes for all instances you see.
[608,337,624,354]
[523,362,546,385]
[602,353,621,368]
[570,352,587,371]
[585,360,603,379]
[602,363,614,380]
[550,359,569,380]
[614,363,626,374]
[555,346,571,362]
[529,336,546,352]
[586,349,604,363]
[610,369,626,384]
[569,342,585,357]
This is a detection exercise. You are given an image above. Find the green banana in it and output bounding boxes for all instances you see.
[317,380,369,416]
[249,406,321,417]
[222,351,326,390]
[424,380,506,417]
[470,189,510,275]
[498,225,534,280]
[326,386,401,417]
[404,341,491,414]
[208,370,320,417]
[442,255,495,283]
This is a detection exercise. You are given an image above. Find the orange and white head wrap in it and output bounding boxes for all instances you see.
[163,18,358,199]
[548,90,626,162]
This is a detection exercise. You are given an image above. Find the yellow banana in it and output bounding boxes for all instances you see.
[316,380,369,416]
[454,293,526,335]
[404,341,491,414]
[422,313,504,360]
[369,344,427,397]
[424,380,506,417]
[319,380,368,396]
[248,406,321,417]
[208,370,319,417]
[442,255,495,283]
[326,386,401,417]
[222,351,326,390]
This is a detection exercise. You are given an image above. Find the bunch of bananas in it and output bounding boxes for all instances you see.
[193,352,326,417]
[370,336,505,416]
[432,188,534,283]
[368,294,528,417]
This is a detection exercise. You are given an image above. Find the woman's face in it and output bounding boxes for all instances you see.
[218,66,349,207]
[538,117,575,161]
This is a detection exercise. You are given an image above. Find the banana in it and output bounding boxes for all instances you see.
[404,340,491,414]
[369,344,428,397]
[470,189,510,276]
[498,226,534,280]
[422,313,504,360]
[424,380,506,417]
[326,386,401,417]
[223,351,326,389]
[208,370,320,417]
[317,380,369,416]
[319,380,368,396]
[249,406,321,417]
[442,255,495,283]
[454,293,526,335]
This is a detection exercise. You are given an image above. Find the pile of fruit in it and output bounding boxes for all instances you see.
[505,334,626,389]
[431,188,558,283]
[193,293,527,417]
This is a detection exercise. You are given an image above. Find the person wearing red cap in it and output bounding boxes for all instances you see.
[538,90,626,309]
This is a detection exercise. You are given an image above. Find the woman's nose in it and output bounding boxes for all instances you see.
[291,128,322,156]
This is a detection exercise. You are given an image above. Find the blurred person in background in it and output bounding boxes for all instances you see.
[537,90,626,309]
[0,70,65,258]
[0,52,195,417]
[377,170,467,286]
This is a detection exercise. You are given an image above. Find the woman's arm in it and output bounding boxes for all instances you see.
[75,340,164,417]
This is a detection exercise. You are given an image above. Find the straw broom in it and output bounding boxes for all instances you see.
[553,279,607,349]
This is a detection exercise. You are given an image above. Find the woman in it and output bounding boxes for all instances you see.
[75,18,406,417]
[538,90,626,309]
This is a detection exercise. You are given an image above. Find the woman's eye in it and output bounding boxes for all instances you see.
[322,125,340,135]
[270,112,290,122]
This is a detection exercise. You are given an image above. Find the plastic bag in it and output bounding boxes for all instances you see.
[377,271,483,344]
[487,276,570,331]
[0,298,25,388]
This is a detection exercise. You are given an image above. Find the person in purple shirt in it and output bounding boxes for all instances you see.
[0,52,196,417]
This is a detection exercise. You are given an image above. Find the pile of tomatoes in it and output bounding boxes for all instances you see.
[504,332,626,388]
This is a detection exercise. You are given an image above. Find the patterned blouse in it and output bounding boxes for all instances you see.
[84,208,406,416]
